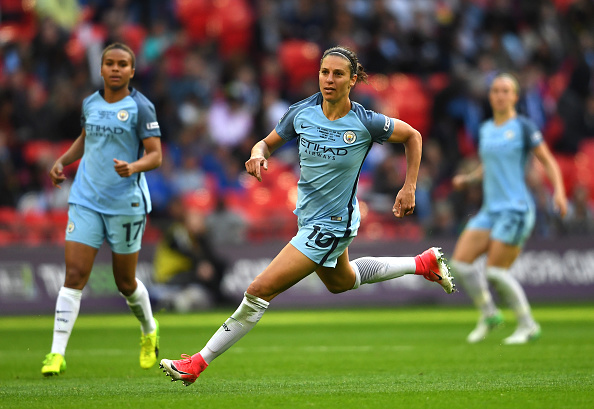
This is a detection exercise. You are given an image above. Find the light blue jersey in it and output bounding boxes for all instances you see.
[276,92,394,235]
[68,88,161,215]
[479,115,543,213]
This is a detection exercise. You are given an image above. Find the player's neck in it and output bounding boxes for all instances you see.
[103,86,131,103]
[322,98,351,121]
[493,110,516,125]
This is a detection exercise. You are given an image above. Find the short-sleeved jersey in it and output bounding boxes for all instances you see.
[275,92,394,234]
[68,88,161,215]
[478,115,543,212]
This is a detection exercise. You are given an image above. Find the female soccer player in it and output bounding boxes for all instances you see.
[41,43,162,376]
[450,73,568,344]
[160,46,455,386]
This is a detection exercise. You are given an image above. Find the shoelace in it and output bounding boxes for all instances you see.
[178,354,192,362]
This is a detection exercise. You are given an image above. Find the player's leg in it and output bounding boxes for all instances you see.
[316,246,454,294]
[43,205,101,376]
[160,243,317,386]
[486,210,540,344]
[485,241,540,344]
[450,212,502,342]
[108,214,158,368]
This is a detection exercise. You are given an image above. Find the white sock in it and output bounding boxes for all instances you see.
[51,286,82,356]
[486,266,534,327]
[199,292,269,364]
[122,279,156,335]
[451,260,497,317]
[350,257,415,288]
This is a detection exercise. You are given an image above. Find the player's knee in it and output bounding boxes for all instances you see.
[246,279,276,300]
[64,266,90,289]
[115,278,137,296]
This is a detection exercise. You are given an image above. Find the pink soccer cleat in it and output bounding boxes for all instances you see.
[159,353,208,386]
[414,247,456,294]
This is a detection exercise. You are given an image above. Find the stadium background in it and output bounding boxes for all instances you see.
[0,0,593,313]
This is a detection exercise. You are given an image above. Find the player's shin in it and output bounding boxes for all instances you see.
[199,292,269,364]
[349,257,415,286]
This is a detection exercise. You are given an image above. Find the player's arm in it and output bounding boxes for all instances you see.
[386,119,422,218]
[114,136,162,178]
[452,164,484,190]
[245,129,287,182]
[49,129,86,188]
[532,142,568,217]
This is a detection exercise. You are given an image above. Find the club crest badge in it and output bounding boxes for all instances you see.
[67,221,75,233]
[343,131,357,144]
[117,110,129,121]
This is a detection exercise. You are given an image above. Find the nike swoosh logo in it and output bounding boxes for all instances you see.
[430,270,442,280]
[56,311,72,314]
[305,243,316,249]
[300,124,312,129]
[127,243,135,247]
[171,363,192,375]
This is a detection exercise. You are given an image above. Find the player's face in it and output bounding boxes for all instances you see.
[319,55,357,103]
[101,49,135,91]
[489,77,518,114]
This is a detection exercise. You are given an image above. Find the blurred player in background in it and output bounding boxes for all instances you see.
[450,73,568,344]
[41,43,162,376]
[159,45,455,386]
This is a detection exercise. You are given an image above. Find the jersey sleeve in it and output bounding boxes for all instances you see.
[353,103,394,144]
[520,116,544,149]
[135,96,161,139]
[80,96,90,128]
[275,93,321,141]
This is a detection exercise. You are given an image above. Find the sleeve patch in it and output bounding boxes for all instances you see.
[383,116,391,132]
[146,122,160,130]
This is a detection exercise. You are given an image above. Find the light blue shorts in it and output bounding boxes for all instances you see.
[290,222,356,267]
[66,204,146,254]
[465,208,535,246]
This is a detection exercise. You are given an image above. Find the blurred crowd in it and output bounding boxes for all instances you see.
[1,0,594,245]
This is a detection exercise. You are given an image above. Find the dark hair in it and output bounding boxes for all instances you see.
[321,46,368,85]
[101,43,136,69]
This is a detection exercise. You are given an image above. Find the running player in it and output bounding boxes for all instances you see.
[41,43,162,376]
[159,45,455,386]
[450,73,568,344]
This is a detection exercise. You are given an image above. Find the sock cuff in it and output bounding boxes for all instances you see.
[485,266,509,278]
[451,260,475,276]
[122,278,146,302]
[244,292,269,310]
[59,286,82,301]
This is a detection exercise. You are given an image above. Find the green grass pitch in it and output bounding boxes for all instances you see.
[0,305,592,409]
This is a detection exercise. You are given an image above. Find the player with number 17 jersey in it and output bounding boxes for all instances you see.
[68,88,161,216]
[275,92,394,234]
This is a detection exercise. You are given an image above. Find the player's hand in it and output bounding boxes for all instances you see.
[452,174,468,190]
[113,158,135,177]
[553,190,568,218]
[49,161,67,188]
[245,155,268,182]
[392,185,415,218]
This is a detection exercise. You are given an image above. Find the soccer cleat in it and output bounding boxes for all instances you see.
[140,318,160,369]
[160,353,208,386]
[503,322,541,345]
[41,353,66,377]
[414,247,456,294]
[467,311,504,343]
